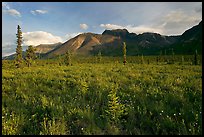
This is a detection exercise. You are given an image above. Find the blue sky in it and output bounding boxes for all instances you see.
[2,2,202,57]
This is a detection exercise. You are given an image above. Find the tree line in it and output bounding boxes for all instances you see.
[14,25,200,68]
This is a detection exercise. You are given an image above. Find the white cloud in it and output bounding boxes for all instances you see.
[100,24,124,30]
[2,42,14,48]
[31,10,48,15]
[156,10,202,35]
[127,25,163,34]
[100,23,163,34]
[2,2,21,17]
[3,9,21,17]
[80,24,88,30]
[22,31,63,46]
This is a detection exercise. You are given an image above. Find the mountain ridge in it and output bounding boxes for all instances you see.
[3,21,202,59]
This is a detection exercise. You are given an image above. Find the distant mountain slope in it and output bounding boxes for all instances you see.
[35,42,62,53]
[169,21,202,55]
[3,20,202,59]
[44,33,121,58]
[2,51,26,60]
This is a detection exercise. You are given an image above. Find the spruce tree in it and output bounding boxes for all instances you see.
[156,56,159,65]
[141,54,144,64]
[97,51,102,63]
[181,56,184,65]
[15,25,23,68]
[64,50,71,66]
[171,48,175,64]
[123,42,127,65]
[147,59,150,64]
[164,49,167,62]
[194,50,199,65]
[25,45,36,67]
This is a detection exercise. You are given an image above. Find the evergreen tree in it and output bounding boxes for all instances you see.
[25,45,36,67]
[181,56,184,65]
[64,50,71,66]
[164,49,167,62]
[156,56,159,65]
[194,50,199,65]
[15,25,23,68]
[105,85,126,126]
[123,42,127,65]
[58,54,62,66]
[147,59,150,64]
[141,54,144,64]
[97,51,102,63]
[171,48,175,64]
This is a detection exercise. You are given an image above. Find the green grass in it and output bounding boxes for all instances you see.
[2,57,202,135]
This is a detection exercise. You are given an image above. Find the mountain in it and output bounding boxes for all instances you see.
[2,51,27,60]
[3,21,202,59]
[35,42,62,53]
[168,21,202,55]
[44,32,121,58]
[102,29,137,39]
[44,30,180,58]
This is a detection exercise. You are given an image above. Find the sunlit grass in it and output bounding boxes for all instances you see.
[2,57,202,135]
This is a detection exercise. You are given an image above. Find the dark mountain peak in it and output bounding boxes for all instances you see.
[102,29,129,37]
[141,32,161,36]
[102,28,138,39]
[180,20,202,41]
[198,20,202,25]
[138,32,163,41]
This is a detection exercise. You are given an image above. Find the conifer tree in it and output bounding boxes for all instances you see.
[64,50,71,66]
[97,51,102,63]
[156,56,159,65]
[105,85,126,126]
[147,59,150,64]
[171,48,175,64]
[141,54,144,64]
[164,49,167,62]
[181,56,184,65]
[194,50,199,65]
[15,25,23,68]
[123,42,127,65]
[25,45,36,67]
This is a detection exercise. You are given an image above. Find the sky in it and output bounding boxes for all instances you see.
[2,2,202,57]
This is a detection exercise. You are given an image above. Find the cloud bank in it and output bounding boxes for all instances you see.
[100,24,163,34]
[22,31,63,46]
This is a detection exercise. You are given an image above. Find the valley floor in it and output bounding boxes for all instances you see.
[2,62,202,135]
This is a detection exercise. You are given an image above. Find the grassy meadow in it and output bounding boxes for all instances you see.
[2,55,202,135]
